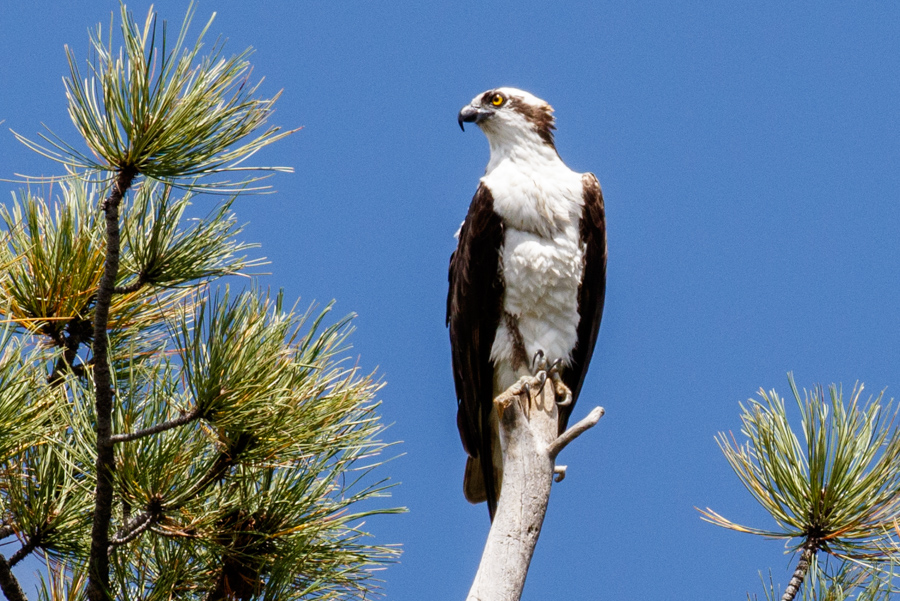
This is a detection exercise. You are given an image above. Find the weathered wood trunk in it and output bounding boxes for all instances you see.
[466,376,604,601]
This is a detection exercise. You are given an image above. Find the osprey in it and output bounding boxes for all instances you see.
[447,88,607,520]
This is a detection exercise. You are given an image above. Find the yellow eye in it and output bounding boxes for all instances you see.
[491,94,504,106]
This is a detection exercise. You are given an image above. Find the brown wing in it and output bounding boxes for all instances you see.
[559,173,608,432]
[446,183,504,517]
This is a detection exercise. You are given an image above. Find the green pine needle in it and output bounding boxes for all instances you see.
[13,2,296,190]
[701,374,900,563]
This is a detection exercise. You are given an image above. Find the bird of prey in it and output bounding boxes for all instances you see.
[447,87,607,520]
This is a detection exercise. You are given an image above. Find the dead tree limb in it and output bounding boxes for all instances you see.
[466,374,604,601]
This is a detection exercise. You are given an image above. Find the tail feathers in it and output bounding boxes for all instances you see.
[463,407,505,521]
[463,455,501,520]
[463,456,487,504]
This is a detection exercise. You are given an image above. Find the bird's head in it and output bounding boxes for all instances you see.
[458,88,556,151]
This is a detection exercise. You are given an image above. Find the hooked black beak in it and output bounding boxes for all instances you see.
[458,105,492,131]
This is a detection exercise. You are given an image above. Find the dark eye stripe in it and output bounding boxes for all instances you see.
[481,91,506,107]
[506,97,556,148]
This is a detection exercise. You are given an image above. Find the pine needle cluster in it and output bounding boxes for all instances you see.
[702,374,900,601]
[0,4,400,600]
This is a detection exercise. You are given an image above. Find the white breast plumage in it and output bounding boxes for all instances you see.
[482,157,586,392]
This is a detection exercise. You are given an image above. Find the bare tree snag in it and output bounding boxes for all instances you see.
[466,374,604,601]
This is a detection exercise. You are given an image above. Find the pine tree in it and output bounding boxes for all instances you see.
[0,5,400,600]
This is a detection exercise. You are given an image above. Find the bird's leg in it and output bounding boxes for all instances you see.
[496,352,552,421]
[497,351,567,420]
[548,359,573,407]
[495,373,539,419]
[530,350,550,396]
[504,376,533,398]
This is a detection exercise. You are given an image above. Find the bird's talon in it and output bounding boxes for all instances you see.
[554,465,567,482]
[549,370,573,407]
[536,371,548,395]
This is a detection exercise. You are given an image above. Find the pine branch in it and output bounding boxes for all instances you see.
[68,360,93,379]
[204,577,224,601]
[112,272,148,295]
[109,510,155,548]
[108,450,231,553]
[705,375,900,600]
[47,318,92,385]
[8,534,38,567]
[781,543,816,601]
[109,408,201,444]
[0,554,27,601]
[87,166,137,601]
[181,452,235,502]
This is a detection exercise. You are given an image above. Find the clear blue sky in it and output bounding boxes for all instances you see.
[3,1,900,599]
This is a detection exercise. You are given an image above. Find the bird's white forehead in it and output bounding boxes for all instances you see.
[469,87,547,108]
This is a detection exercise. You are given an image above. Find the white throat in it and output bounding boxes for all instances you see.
[480,119,560,175]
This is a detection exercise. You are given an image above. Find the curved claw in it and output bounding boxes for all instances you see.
[531,349,545,372]
[536,370,549,396]
[551,370,574,407]
[549,357,564,374]
[553,465,567,483]
[555,390,574,407]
